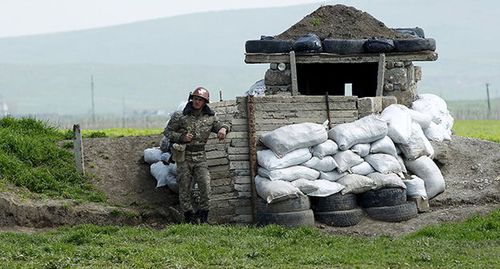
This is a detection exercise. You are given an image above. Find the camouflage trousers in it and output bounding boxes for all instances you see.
[176,151,211,213]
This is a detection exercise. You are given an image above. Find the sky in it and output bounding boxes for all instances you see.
[0,0,322,37]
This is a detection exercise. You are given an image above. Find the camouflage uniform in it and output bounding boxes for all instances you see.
[164,102,230,214]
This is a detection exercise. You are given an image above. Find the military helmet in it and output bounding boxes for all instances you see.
[190,87,210,103]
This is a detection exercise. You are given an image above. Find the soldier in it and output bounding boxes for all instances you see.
[164,87,230,224]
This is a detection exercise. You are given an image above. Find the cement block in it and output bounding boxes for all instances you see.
[414,66,422,81]
[381,96,398,109]
[358,97,383,118]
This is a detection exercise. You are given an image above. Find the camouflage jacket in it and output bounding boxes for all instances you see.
[163,102,230,151]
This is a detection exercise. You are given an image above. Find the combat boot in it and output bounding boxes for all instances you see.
[197,210,209,224]
[183,211,197,224]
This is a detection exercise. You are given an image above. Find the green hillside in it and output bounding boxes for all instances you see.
[0,1,498,115]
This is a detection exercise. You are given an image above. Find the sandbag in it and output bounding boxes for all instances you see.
[412,94,454,137]
[404,156,445,199]
[260,123,327,157]
[266,166,320,181]
[365,153,403,174]
[150,162,178,192]
[350,162,375,176]
[320,170,348,182]
[333,150,364,173]
[337,174,376,195]
[351,143,370,157]
[396,154,408,173]
[403,175,428,199]
[367,172,406,190]
[307,180,345,197]
[291,178,320,195]
[257,148,312,170]
[370,136,397,156]
[328,115,388,150]
[424,122,449,142]
[255,175,302,203]
[381,104,413,144]
[302,156,338,172]
[398,122,433,160]
[312,140,339,158]
[409,109,432,129]
[144,147,163,164]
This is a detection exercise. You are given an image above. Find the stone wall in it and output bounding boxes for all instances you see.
[383,61,422,106]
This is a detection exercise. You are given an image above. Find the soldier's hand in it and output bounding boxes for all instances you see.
[217,128,227,141]
[181,133,193,143]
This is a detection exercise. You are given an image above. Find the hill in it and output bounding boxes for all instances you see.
[0,0,498,115]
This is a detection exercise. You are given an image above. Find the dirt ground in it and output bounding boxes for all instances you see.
[276,5,411,40]
[82,134,499,236]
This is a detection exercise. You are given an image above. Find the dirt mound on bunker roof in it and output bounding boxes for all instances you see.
[276,4,410,40]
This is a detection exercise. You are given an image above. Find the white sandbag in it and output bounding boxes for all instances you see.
[328,115,388,150]
[351,143,371,157]
[396,154,407,173]
[367,172,406,190]
[403,175,428,199]
[405,156,445,199]
[408,109,432,129]
[337,174,376,195]
[350,162,375,175]
[257,148,312,170]
[320,170,348,182]
[307,179,345,197]
[257,167,271,178]
[365,153,403,174]
[398,122,433,160]
[370,136,397,156]
[144,147,163,164]
[267,166,320,181]
[423,122,448,142]
[412,94,454,136]
[312,140,339,158]
[255,175,302,203]
[291,178,319,195]
[150,162,178,192]
[302,156,338,172]
[160,152,171,162]
[260,123,328,157]
[381,104,412,144]
[333,150,364,173]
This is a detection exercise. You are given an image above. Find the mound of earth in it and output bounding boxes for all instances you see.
[276,4,410,40]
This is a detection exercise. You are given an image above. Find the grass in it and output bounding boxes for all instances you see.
[81,128,163,138]
[0,117,106,202]
[453,120,500,143]
[0,210,498,268]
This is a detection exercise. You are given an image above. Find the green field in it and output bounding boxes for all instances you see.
[81,128,163,138]
[453,120,500,143]
[0,210,498,268]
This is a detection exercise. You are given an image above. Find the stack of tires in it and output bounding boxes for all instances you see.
[311,193,363,227]
[359,188,418,222]
[256,194,315,227]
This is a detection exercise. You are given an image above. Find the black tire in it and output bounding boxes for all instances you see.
[393,27,425,38]
[363,38,394,53]
[310,193,358,212]
[257,209,315,227]
[323,39,366,55]
[364,202,418,222]
[245,40,293,53]
[359,188,407,208]
[314,208,364,227]
[394,38,436,52]
[256,194,310,214]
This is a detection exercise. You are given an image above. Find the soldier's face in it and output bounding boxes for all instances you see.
[192,96,206,110]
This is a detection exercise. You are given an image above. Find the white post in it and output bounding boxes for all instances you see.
[73,124,85,175]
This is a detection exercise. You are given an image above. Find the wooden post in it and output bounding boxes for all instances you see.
[73,124,85,175]
[246,96,258,223]
[376,53,386,96]
[290,51,299,96]
[219,90,223,102]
